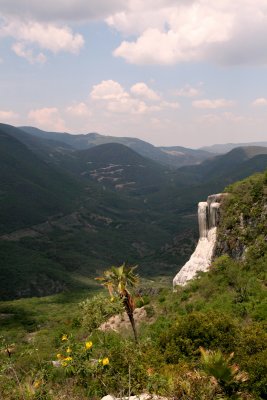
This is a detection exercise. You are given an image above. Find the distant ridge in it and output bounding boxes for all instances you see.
[20,126,214,168]
[200,141,267,154]
[175,146,267,185]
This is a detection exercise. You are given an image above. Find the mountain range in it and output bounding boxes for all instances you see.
[20,126,214,168]
[200,141,267,154]
[1,122,267,299]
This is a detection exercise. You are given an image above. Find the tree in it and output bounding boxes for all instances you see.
[97,263,139,342]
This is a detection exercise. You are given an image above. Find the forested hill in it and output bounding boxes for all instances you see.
[216,171,267,260]
[0,124,81,233]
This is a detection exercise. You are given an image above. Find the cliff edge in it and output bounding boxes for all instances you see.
[173,193,227,287]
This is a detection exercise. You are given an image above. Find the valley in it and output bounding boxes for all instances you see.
[1,123,267,300]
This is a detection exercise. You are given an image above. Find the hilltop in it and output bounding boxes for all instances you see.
[200,141,267,154]
[175,146,267,185]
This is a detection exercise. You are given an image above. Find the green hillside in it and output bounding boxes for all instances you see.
[0,127,198,299]
[0,124,81,233]
[0,171,266,399]
[1,123,74,165]
[175,146,267,185]
[59,142,172,195]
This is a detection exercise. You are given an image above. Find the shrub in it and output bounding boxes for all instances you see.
[80,293,123,333]
[159,312,237,363]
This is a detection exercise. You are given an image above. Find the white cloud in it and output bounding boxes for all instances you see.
[91,80,128,100]
[192,98,235,109]
[12,42,46,63]
[110,0,267,66]
[1,19,84,54]
[0,110,18,121]
[28,107,66,131]
[106,4,173,36]
[252,97,267,106]
[175,84,201,98]
[90,79,148,115]
[2,1,267,67]
[130,82,160,100]
[107,97,148,114]
[90,79,179,115]
[112,2,234,64]
[66,102,91,117]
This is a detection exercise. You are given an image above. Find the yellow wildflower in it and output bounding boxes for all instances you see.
[66,347,71,353]
[56,353,62,359]
[61,334,68,341]
[85,341,93,350]
[102,357,109,366]
[34,380,41,388]
[64,356,72,362]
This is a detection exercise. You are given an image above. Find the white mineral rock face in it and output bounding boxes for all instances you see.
[173,194,225,288]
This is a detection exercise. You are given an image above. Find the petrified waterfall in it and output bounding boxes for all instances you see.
[173,194,225,287]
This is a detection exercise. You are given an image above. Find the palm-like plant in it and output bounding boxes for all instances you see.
[200,347,248,396]
[97,263,139,342]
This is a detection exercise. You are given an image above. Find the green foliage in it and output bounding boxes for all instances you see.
[217,171,267,260]
[0,124,81,234]
[80,293,123,333]
[97,263,140,342]
[200,347,248,396]
[159,312,237,363]
[97,263,139,296]
[0,241,72,300]
[56,334,110,386]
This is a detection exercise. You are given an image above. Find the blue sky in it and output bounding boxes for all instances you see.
[1,0,267,147]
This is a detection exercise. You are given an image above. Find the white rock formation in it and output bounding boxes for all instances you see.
[173,194,225,287]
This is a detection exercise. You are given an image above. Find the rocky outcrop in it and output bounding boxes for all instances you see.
[99,307,149,333]
[101,394,169,400]
[173,194,227,287]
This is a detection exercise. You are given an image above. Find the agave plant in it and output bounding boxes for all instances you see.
[97,263,139,342]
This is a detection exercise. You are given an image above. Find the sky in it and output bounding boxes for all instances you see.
[1,0,267,148]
